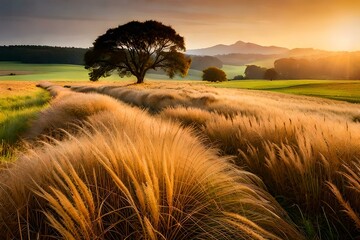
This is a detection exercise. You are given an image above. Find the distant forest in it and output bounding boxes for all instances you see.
[0,46,87,65]
[244,52,360,80]
[274,55,360,80]
[2,46,359,80]
[0,45,223,72]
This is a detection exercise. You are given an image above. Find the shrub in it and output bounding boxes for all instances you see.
[233,75,245,80]
[202,67,227,82]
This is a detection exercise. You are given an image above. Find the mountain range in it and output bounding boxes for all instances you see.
[186,41,350,67]
[187,41,289,56]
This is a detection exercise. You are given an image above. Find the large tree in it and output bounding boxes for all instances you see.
[84,20,191,83]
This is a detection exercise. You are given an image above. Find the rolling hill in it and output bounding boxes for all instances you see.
[187,40,289,56]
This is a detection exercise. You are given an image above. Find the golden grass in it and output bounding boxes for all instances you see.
[68,82,360,238]
[0,85,303,239]
[26,83,120,142]
[328,162,360,230]
[0,81,38,97]
[0,83,51,162]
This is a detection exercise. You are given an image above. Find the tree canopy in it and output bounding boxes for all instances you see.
[264,68,278,80]
[84,20,191,83]
[244,65,267,79]
[202,67,227,82]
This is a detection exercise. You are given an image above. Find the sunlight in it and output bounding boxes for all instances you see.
[329,17,360,51]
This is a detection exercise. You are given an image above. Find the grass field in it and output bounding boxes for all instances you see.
[2,62,360,103]
[0,84,51,161]
[0,81,359,238]
[0,62,242,82]
[220,64,246,79]
[209,79,360,103]
[0,62,205,81]
[0,62,90,81]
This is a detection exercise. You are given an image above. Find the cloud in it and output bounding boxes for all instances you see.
[0,0,359,50]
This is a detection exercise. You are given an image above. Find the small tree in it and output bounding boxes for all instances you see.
[202,67,227,82]
[233,75,245,80]
[84,20,191,83]
[264,68,278,81]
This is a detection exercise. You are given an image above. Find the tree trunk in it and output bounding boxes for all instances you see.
[136,73,145,84]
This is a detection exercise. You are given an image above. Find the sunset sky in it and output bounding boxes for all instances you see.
[1,0,359,51]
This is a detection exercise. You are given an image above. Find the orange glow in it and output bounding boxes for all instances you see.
[1,0,360,51]
[328,17,360,51]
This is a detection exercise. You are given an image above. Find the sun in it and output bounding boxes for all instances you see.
[329,17,360,51]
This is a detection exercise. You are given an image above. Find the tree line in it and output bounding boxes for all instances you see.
[275,54,360,79]
[0,46,87,65]
[2,45,359,81]
[243,53,360,80]
[0,45,222,72]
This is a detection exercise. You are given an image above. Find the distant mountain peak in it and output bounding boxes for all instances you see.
[234,40,245,44]
[187,41,289,56]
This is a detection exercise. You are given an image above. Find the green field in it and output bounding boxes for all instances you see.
[0,62,90,81]
[220,65,246,79]
[0,88,50,144]
[1,62,360,103]
[0,88,51,161]
[0,62,243,82]
[208,80,360,103]
[0,62,205,81]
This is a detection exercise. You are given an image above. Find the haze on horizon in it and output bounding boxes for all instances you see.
[0,0,359,51]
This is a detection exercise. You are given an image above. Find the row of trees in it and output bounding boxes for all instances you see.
[0,45,221,72]
[241,65,278,80]
[242,55,360,80]
[0,46,86,64]
[202,65,279,82]
[275,56,360,79]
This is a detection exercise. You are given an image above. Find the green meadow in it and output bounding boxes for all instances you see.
[0,62,246,81]
[209,79,360,103]
[0,62,204,81]
[0,62,92,81]
[1,62,360,103]
[0,88,51,161]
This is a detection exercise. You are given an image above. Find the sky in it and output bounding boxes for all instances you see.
[0,0,360,51]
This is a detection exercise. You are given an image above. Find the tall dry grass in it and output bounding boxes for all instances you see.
[165,100,360,238]
[25,92,120,142]
[328,161,360,230]
[69,83,360,238]
[0,85,303,239]
[71,82,360,122]
[71,84,222,114]
[161,105,360,238]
